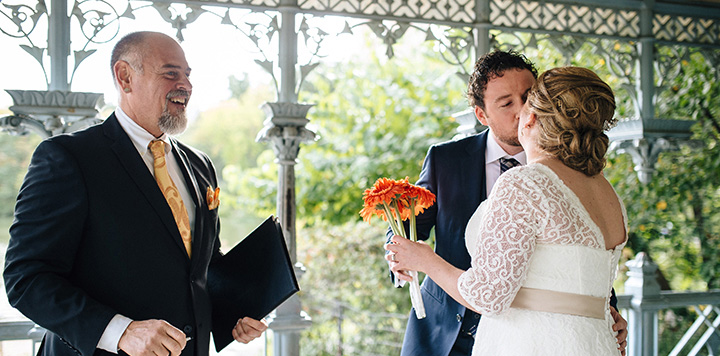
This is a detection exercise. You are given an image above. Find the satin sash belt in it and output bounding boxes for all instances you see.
[510,287,606,319]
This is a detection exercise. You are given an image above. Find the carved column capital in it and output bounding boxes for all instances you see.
[1,89,104,137]
[256,102,317,164]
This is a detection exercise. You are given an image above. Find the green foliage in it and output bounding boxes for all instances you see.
[181,83,274,175]
[0,131,41,244]
[229,74,251,99]
[605,49,720,291]
[233,41,466,225]
[179,80,276,246]
[298,220,410,355]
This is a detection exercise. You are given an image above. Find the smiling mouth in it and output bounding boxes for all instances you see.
[166,90,190,108]
[169,97,188,106]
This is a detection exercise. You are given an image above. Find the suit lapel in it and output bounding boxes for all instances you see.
[170,139,204,265]
[463,130,489,202]
[103,115,191,261]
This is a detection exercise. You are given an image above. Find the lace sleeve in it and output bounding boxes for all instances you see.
[457,169,542,315]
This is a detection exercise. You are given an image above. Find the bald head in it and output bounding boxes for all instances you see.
[111,32,179,82]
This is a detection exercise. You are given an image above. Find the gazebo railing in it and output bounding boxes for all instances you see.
[620,252,720,356]
[2,253,720,356]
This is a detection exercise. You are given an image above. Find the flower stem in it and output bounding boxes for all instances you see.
[390,199,407,239]
[409,198,417,242]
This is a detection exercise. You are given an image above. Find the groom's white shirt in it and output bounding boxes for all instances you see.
[485,131,527,195]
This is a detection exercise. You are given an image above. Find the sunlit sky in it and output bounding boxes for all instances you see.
[0,2,364,119]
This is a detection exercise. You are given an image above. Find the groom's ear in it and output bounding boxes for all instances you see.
[474,106,489,126]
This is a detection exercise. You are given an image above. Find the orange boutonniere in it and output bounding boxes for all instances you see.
[206,186,220,210]
[360,177,435,319]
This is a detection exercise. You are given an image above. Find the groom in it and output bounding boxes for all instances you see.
[385,50,628,356]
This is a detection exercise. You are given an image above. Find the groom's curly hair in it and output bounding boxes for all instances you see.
[467,50,538,110]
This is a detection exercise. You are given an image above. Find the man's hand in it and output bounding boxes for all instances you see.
[610,307,628,356]
[232,317,268,344]
[118,319,187,356]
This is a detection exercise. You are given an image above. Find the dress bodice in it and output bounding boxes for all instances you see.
[459,163,627,315]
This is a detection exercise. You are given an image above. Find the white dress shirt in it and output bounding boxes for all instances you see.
[485,131,527,195]
[97,108,197,353]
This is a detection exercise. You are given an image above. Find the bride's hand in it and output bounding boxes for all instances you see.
[384,235,435,281]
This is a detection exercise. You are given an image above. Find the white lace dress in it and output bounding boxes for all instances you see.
[458,163,625,355]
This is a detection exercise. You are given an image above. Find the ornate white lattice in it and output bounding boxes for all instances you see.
[491,0,640,38]
[297,0,475,23]
[655,14,720,45]
[212,0,279,8]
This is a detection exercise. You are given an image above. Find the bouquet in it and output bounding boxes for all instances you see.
[360,177,435,319]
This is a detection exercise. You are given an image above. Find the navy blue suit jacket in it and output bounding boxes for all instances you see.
[390,131,489,356]
[4,114,222,356]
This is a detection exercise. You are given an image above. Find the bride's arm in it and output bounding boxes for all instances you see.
[385,237,479,313]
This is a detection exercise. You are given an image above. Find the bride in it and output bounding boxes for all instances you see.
[386,66,626,355]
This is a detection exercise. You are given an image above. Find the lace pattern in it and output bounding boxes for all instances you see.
[458,163,626,315]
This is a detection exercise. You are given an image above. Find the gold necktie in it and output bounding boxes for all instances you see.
[149,140,192,258]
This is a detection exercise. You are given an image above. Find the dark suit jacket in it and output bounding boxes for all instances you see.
[389,131,490,356]
[4,114,222,356]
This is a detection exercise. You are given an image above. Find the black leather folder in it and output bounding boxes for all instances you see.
[208,215,300,351]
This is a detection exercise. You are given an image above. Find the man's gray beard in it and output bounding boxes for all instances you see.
[158,109,187,136]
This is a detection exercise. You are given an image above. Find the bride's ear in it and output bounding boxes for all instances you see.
[526,111,537,128]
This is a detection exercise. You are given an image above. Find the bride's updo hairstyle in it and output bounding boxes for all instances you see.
[527,66,618,176]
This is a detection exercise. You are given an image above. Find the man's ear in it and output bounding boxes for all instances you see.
[114,60,132,91]
[474,106,489,126]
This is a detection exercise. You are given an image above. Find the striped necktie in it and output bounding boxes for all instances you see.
[499,157,521,174]
[149,140,192,258]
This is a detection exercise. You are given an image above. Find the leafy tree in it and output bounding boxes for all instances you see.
[0,123,41,244]
[299,221,410,355]
[230,39,467,225]
[180,78,275,248]
[607,48,720,290]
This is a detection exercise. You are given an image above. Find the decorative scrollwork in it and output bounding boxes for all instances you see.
[432,26,474,83]
[0,0,45,39]
[590,39,637,118]
[654,45,689,97]
[296,15,352,94]
[1,0,136,88]
[210,8,280,94]
[69,0,136,84]
[298,0,473,24]
[365,20,411,59]
[151,3,207,42]
[1,0,49,85]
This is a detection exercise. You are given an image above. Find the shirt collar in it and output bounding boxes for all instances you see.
[487,131,527,165]
[115,107,171,154]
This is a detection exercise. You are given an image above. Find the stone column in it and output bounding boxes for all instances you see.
[624,252,662,356]
[48,0,70,91]
[257,102,315,356]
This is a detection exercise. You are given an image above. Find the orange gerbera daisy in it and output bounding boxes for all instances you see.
[361,178,404,207]
[402,184,436,216]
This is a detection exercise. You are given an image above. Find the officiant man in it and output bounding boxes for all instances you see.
[4,31,267,356]
[385,50,628,356]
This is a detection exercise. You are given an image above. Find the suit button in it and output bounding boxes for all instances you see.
[183,325,193,334]
[456,314,462,322]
